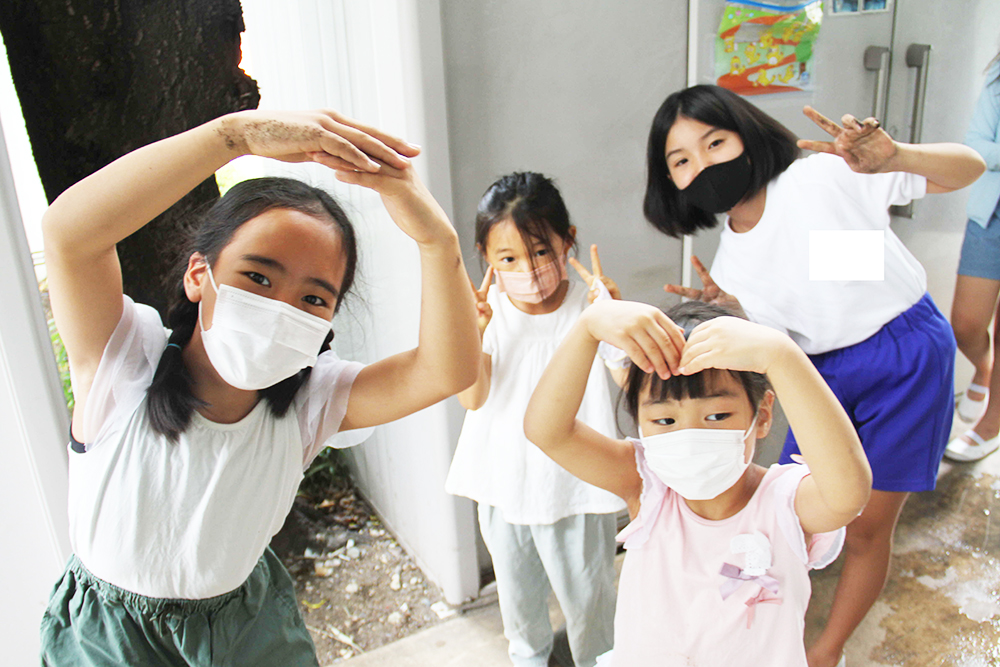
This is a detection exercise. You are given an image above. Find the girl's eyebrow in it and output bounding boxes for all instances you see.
[242,254,339,298]
[665,127,724,159]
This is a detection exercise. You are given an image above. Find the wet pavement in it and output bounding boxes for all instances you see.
[805,421,1000,667]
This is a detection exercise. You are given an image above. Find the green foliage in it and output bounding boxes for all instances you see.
[300,446,353,499]
[48,318,74,414]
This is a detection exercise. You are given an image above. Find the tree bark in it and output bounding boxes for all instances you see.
[0,0,260,317]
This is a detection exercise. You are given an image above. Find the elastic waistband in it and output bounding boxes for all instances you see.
[884,293,943,336]
[68,555,245,616]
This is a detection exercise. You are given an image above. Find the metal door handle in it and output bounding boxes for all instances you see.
[864,46,890,122]
[891,44,932,218]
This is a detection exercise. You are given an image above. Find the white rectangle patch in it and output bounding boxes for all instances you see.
[809,230,884,281]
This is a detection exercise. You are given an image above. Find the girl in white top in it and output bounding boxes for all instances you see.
[643,85,985,667]
[41,109,479,666]
[446,172,625,667]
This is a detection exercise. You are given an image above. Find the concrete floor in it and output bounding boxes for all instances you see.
[346,408,1000,667]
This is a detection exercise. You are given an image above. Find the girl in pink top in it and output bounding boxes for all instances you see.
[524,299,872,666]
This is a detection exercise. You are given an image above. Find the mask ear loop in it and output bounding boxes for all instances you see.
[198,261,219,334]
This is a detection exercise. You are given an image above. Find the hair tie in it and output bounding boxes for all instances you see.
[166,343,182,352]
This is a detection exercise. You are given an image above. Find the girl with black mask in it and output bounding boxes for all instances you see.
[642,84,983,667]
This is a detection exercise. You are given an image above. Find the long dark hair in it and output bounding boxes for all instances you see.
[643,85,800,238]
[146,177,358,442]
[621,301,770,424]
[474,171,577,273]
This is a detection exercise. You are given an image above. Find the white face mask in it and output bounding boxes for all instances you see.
[640,413,758,500]
[199,264,332,390]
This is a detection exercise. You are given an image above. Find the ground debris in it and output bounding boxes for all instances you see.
[272,482,447,665]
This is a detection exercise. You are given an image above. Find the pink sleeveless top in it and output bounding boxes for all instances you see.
[601,440,844,667]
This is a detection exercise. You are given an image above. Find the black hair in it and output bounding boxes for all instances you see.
[643,84,800,238]
[146,177,358,442]
[474,171,577,274]
[621,301,770,423]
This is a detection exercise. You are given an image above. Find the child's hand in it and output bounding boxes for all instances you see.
[470,267,494,337]
[570,244,621,303]
[663,255,745,317]
[678,316,794,376]
[797,106,897,174]
[335,162,456,246]
[226,109,419,172]
[581,300,686,379]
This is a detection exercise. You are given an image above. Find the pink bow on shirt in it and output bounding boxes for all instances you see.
[719,562,780,600]
[744,588,782,629]
[719,563,783,629]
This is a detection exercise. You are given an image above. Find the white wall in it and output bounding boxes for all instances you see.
[239,0,479,605]
[0,116,71,662]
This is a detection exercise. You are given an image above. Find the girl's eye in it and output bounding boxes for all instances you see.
[303,295,328,308]
[673,157,688,168]
[535,248,549,257]
[706,412,731,422]
[653,417,676,426]
[499,256,515,264]
[708,138,724,149]
[245,271,270,287]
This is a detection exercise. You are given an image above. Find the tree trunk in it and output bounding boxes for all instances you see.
[0,0,260,317]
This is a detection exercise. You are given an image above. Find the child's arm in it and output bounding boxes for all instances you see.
[524,300,686,514]
[457,267,494,410]
[679,318,872,534]
[798,106,986,193]
[336,165,480,429]
[43,110,417,425]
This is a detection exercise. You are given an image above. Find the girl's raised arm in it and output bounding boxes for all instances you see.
[797,106,985,193]
[679,318,872,534]
[334,164,480,429]
[524,300,684,512]
[44,110,418,422]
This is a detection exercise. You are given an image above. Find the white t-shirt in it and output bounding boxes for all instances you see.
[711,153,927,355]
[446,280,626,525]
[68,296,364,599]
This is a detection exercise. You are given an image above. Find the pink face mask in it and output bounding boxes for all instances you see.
[495,256,567,304]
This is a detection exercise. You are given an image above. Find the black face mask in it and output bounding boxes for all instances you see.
[680,152,752,214]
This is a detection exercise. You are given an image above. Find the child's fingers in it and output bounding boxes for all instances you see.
[590,244,603,278]
[690,255,716,289]
[664,283,703,300]
[568,256,593,284]
[322,109,422,159]
[796,139,835,154]
[841,113,864,131]
[479,266,494,295]
[308,152,367,172]
[802,106,842,138]
[317,111,414,170]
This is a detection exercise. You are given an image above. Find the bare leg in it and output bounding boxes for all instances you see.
[951,275,1000,399]
[806,490,910,667]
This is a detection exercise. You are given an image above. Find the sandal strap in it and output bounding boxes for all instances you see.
[967,383,990,395]
[964,429,987,446]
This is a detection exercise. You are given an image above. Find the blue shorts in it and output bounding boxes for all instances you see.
[780,293,956,493]
[957,211,1000,281]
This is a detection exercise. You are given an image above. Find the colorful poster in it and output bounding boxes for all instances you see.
[715,1,823,96]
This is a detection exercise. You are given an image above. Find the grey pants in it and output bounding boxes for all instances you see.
[479,504,618,667]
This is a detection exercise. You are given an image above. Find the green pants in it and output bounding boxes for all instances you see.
[40,549,319,667]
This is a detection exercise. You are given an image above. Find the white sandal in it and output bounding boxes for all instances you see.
[835,655,846,667]
[944,429,1000,462]
[956,383,989,423]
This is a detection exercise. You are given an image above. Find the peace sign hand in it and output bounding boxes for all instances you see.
[797,106,897,174]
[469,266,494,338]
[663,255,745,317]
[569,244,621,304]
